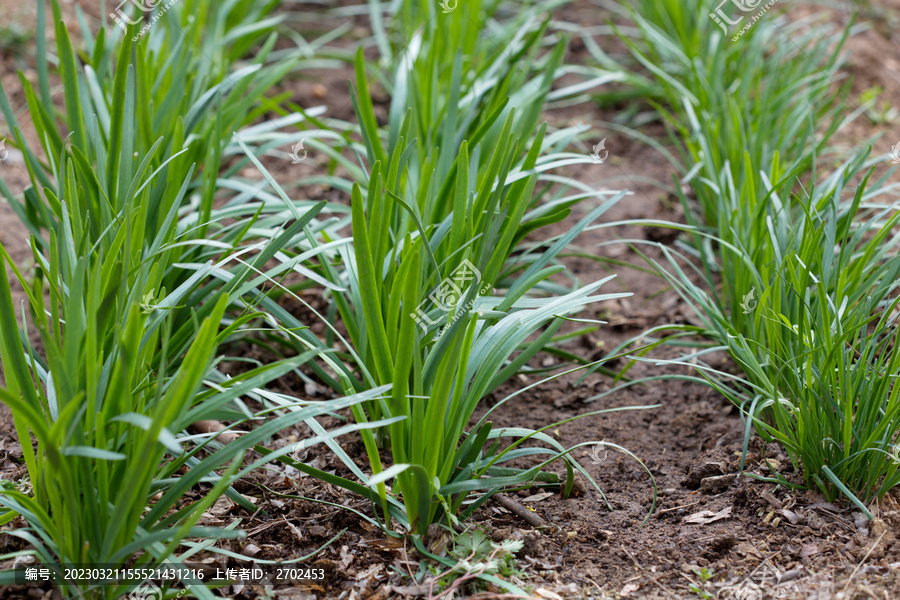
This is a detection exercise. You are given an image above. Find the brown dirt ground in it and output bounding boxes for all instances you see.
[3,1,900,599]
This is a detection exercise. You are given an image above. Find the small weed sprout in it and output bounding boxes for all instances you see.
[430,530,525,598]
[689,568,715,599]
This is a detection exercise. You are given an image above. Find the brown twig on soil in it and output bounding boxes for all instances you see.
[493,493,545,528]
[654,500,700,516]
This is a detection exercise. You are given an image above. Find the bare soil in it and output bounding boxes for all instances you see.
[3,1,900,599]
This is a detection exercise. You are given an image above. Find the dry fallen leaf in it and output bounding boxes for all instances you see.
[209,496,234,517]
[620,582,640,596]
[285,519,303,541]
[391,583,430,596]
[779,509,802,524]
[800,544,819,558]
[760,491,783,510]
[521,492,555,503]
[535,588,564,600]
[684,505,733,525]
[354,563,384,582]
[366,537,405,552]
[340,545,354,570]
[735,541,763,559]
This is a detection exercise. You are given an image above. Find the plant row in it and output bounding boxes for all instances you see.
[0,1,647,598]
[601,0,900,515]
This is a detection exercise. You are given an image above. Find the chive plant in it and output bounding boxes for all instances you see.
[605,0,900,513]
[0,2,399,596]
[0,2,653,591]
[0,242,390,599]
[255,0,642,535]
[2,0,296,250]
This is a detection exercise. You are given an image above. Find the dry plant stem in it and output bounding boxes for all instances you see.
[842,530,887,593]
[493,493,545,528]
[192,420,240,444]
